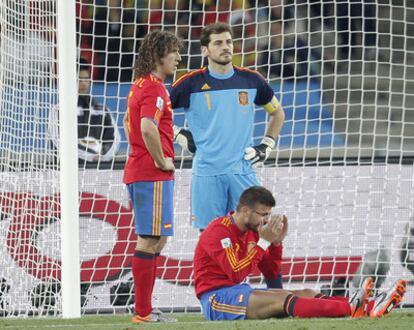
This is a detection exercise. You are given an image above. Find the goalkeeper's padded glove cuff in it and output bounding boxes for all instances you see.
[172,125,196,154]
[261,136,275,149]
[173,125,181,141]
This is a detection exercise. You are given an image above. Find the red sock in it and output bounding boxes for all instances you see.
[152,253,160,293]
[284,295,351,318]
[132,251,156,317]
[366,299,375,314]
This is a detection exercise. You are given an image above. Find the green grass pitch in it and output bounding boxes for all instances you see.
[0,310,413,330]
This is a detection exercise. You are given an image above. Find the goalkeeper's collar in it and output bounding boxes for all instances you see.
[208,66,234,79]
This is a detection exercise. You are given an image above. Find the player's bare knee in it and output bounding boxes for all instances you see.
[156,236,168,252]
[135,235,162,254]
[300,288,318,297]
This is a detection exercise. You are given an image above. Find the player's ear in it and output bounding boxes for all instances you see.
[240,205,250,216]
[201,46,208,58]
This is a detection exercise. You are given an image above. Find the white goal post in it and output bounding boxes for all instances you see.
[56,0,81,318]
[0,0,413,318]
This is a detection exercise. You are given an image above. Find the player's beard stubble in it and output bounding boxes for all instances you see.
[245,215,259,233]
[210,53,232,66]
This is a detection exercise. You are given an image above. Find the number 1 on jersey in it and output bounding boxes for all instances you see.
[204,93,211,111]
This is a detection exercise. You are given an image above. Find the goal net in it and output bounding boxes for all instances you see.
[0,0,413,316]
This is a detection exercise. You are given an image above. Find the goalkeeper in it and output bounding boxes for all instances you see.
[170,22,284,288]
[170,23,284,223]
[194,186,407,321]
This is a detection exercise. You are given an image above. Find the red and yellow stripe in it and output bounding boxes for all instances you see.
[233,65,263,77]
[154,109,162,124]
[171,67,207,88]
[133,77,146,87]
[225,246,257,272]
[209,295,247,315]
[152,181,163,236]
[220,217,232,227]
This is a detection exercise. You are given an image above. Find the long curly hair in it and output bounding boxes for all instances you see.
[133,30,182,79]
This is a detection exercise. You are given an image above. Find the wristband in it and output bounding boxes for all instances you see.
[173,125,181,138]
[261,136,275,149]
[257,238,270,250]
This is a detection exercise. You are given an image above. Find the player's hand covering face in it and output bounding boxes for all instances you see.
[245,205,271,232]
[259,215,288,245]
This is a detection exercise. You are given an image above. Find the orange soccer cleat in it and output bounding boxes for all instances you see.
[131,308,178,324]
[369,279,407,317]
[349,277,374,318]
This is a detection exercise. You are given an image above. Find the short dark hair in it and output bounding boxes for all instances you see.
[200,22,234,47]
[236,186,276,212]
[133,30,182,79]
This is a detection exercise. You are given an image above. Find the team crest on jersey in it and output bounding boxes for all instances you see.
[156,96,164,110]
[238,91,249,106]
[220,238,232,249]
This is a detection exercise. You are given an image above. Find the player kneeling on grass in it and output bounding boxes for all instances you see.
[193,186,407,321]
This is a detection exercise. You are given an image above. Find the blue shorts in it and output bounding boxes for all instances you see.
[191,173,259,229]
[199,284,255,321]
[127,180,174,236]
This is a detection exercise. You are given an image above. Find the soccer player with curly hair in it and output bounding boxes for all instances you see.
[123,30,182,324]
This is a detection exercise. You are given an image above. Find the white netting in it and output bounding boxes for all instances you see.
[0,0,61,316]
[0,0,413,317]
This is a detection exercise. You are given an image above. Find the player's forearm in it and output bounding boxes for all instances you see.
[258,244,283,278]
[123,113,131,145]
[265,105,285,140]
[141,119,167,168]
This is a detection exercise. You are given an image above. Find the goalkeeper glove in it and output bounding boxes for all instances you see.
[244,136,275,168]
[173,125,196,154]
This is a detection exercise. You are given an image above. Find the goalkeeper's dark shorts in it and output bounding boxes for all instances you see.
[127,180,174,236]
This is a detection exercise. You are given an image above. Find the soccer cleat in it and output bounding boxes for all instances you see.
[369,279,407,317]
[131,308,177,324]
[349,276,374,318]
[151,307,178,322]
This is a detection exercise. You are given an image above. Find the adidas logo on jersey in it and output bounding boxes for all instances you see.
[201,83,211,90]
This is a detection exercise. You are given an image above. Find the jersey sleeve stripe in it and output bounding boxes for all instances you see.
[233,65,262,77]
[233,249,257,269]
[221,217,231,227]
[171,67,207,87]
[225,247,257,272]
[225,248,237,268]
[233,250,257,271]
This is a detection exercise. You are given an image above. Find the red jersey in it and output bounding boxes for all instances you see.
[193,213,283,298]
[123,74,174,183]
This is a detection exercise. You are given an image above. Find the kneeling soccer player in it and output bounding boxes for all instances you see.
[193,186,406,320]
